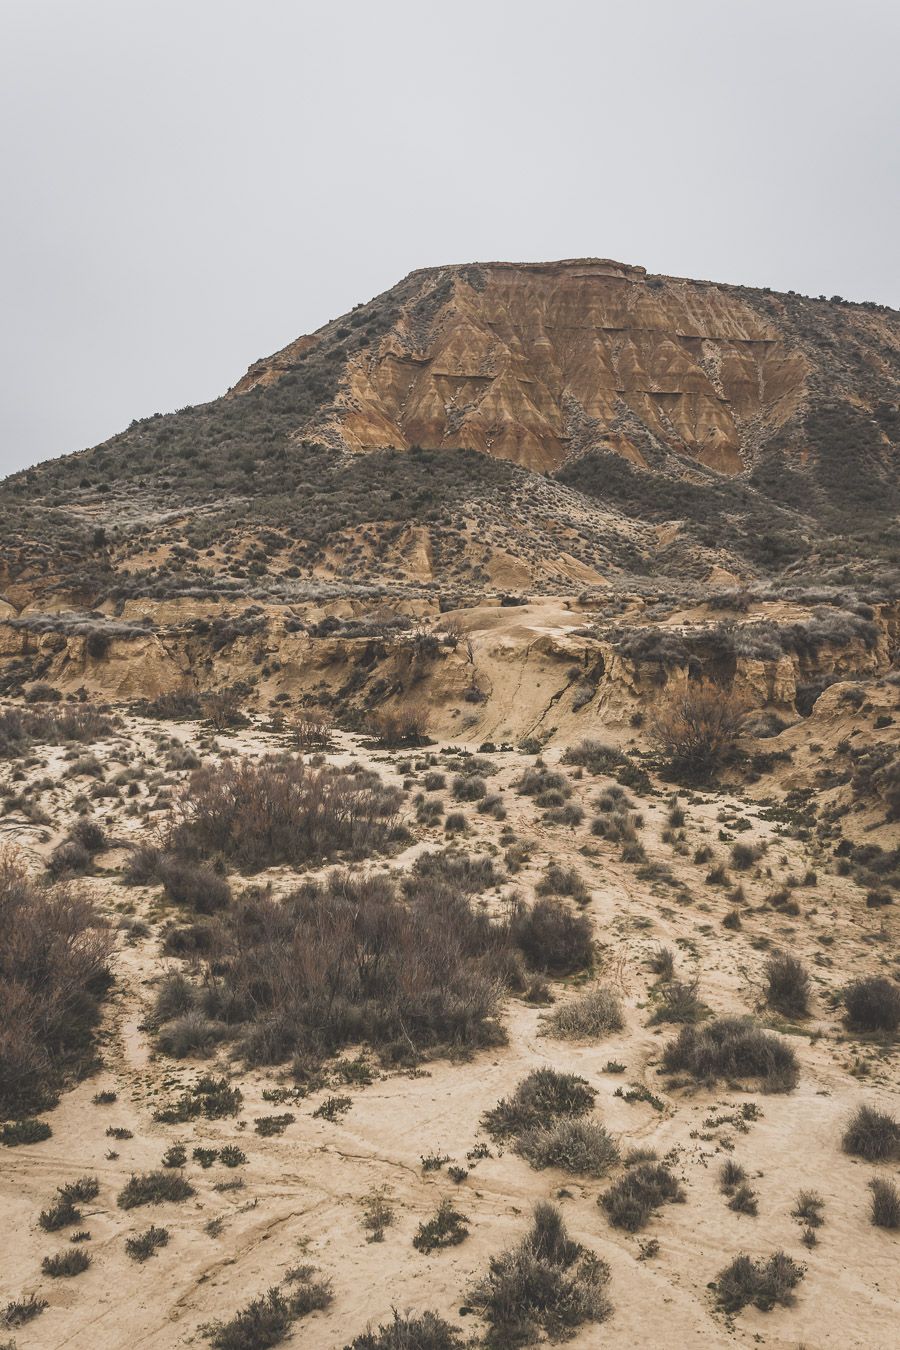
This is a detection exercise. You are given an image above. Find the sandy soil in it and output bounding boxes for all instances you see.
[1,710,898,1350]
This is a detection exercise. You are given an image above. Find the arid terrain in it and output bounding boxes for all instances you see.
[1,258,899,1350]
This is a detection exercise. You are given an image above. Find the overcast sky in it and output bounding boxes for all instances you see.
[1,0,898,476]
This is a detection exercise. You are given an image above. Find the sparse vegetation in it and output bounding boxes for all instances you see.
[714,1250,805,1313]
[600,1162,685,1231]
[661,1017,799,1092]
[541,985,623,1039]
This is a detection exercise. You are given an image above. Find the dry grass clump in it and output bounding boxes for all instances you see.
[542,986,623,1040]
[841,1104,900,1162]
[869,1177,900,1229]
[205,1269,332,1349]
[365,705,429,747]
[714,1251,805,1313]
[41,1248,91,1277]
[0,705,114,760]
[764,952,811,1018]
[0,848,112,1116]
[649,684,746,783]
[482,1068,596,1141]
[649,977,705,1025]
[191,869,512,1067]
[600,1162,685,1230]
[168,756,405,871]
[842,976,900,1034]
[125,1225,170,1261]
[117,1171,195,1210]
[660,1017,799,1092]
[412,1197,470,1253]
[346,1311,464,1349]
[515,1118,619,1177]
[467,1203,612,1346]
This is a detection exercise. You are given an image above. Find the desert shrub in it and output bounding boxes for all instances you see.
[157,1012,229,1059]
[516,767,571,800]
[648,945,675,980]
[412,1197,469,1253]
[41,1248,91,1277]
[153,1075,243,1123]
[792,1191,825,1227]
[366,705,429,748]
[843,976,900,1033]
[153,972,198,1022]
[206,1269,332,1349]
[714,1251,805,1313]
[728,1185,759,1215]
[117,1171,196,1209]
[168,756,404,871]
[510,898,593,975]
[3,1293,48,1326]
[0,849,113,1116]
[542,986,623,1039]
[444,811,467,834]
[69,817,107,853]
[405,849,500,895]
[719,1160,747,1193]
[869,1177,900,1229]
[842,1104,900,1162]
[482,1068,595,1140]
[536,864,589,904]
[515,1118,619,1177]
[254,1113,295,1136]
[600,1162,685,1231]
[423,771,446,791]
[660,1017,799,1092]
[0,1117,51,1146]
[649,978,704,1025]
[649,684,747,783]
[764,952,811,1018]
[453,774,486,801]
[0,705,114,761]
[220,1145,247,1167]
[159,858,231,914]
[125,1225,170,1261]
[193,869,512,1066]
[345,1310,464,1350]
[123,844,162,886]
[467,1203,611,1345]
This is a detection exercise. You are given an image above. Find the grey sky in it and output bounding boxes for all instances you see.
[1,0,898,476]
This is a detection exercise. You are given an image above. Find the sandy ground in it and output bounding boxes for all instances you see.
[1,710,898,1350]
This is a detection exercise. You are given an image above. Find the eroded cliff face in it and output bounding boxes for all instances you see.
[232,258,850,474]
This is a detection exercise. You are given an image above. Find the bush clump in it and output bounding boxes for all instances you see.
[467,1203,611,1346]
[41,1248,91,1277]
[0,1117,52,1146]
[510,898,593,975]
[0,849,112,1116]
[714,1251,805,1313]
[541,986,623,1040]
[649,684,746,783]
[600,1162,685,1230]
[482,1069,596,1141]
[205,1270,332,1350]
[661,1017,799,1093]
[345,1311,464,1350]
[764,952,811,1018]
[117,1171,196,1210]
[842,1104,900,1162]
[869,1177,900,1229]
[168,756,404,871]
[516,1118,619,1177]
[125,1225,170,1261]
[412,1197,470,1253]
[843,976,900,1034]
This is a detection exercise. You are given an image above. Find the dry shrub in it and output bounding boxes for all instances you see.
[482,1068,596,1141]
[193,869,511,1066]
[515,1118,619,1177]
[467,1203,611,1345]
[542,986,624,1040]
[649,683,747,783]
[366,704,429,747]
[206,1270,332,1350]
[510,898,593,975]
[764,952,811,1018]
[0,848,113,1116]
[600,1162,685,1230]
[0,705,114,761]
[869,1177,900,1229]
[843,976,900,1034]
[661,1017,799,1092]
[168,756,404,871]
[842,1104,900,1162]
[714,1250,805,1313]
[346,1311,464,1350]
